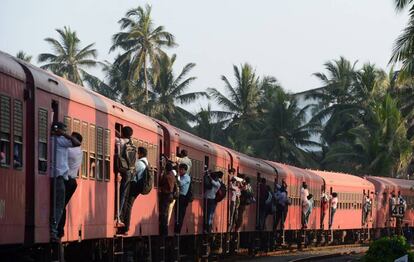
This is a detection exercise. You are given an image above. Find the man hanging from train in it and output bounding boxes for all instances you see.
[229,168,241,232]
[118,146,148,234]
[50,122,81,242]
[362,195,372,226]
[174,163,191,234]
[204,171,223,233]
[57,132,83,238]
[115,125,135,228]
[320,188,330,229]
[329,192,338,230]
[159,161,178,236]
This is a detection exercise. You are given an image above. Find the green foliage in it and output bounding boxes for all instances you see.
[111,4,176,102]
[363,236,414,262]
[16,51,32,62]
[38,26,99,86]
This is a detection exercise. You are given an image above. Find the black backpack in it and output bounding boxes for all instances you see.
[119,139,137,174]
[140,160,154,195]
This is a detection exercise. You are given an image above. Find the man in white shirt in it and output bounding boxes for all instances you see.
[174,164,191,234]
[57,132,83,238]
[118,146,148,234]
[50,122,81,242]
[329,192,338,229]
[205,171,222,233]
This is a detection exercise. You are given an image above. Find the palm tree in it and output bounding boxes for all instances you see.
[323,95,412,177]
[307,57,361,146]
[16,51,32,62]
[207,63,261,153]
[111,4,176,102]
[192,104,230,143]
[390,0,414,76]
[254,88,319,167]
[38,26,99,85]
[147,53,207,129]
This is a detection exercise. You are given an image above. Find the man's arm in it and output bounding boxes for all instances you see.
[63,133,81,147]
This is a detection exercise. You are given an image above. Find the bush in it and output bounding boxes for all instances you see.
[363,236,414,262]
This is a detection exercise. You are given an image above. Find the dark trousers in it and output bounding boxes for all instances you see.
[206,198,217,233]
[119,171,133,213]
[274,204,285,231]
[235,204,246,231]
[258,203,268,231]
[120,179,140,232]
[50,176,66,239]
[159,193,173,236]
[57,178,78,237]
[329,207,336,229]
[229,199,239,231]
[321,210,327,228]
[175,195,189,234]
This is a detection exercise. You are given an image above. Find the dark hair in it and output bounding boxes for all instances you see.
[51,121,66,132]
[228,167,236,174]
[261,177,266,184]
[179,163,188,170]
[307,194,313,200]
[122,126,133,138]
[245,177,251,184]
[71,132,83,143]
[303,184,308,189]
[332,192,338,197]
[166,162,174,172]
[138,146,147,157]
[180,149,188,157]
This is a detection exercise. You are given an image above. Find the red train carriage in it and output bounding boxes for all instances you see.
[366,177,414,229]
[265,162,324,231]
[313,171,375,231]
[155,120,231,236]
[0,52,27,246]
[0,50,164,253]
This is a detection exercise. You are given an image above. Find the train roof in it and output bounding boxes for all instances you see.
[229,150,275,175]
[3,52,162,136]
[266,161,324,183]
[0,51,26,81]
[366,176,414,192]
[313,170,374,190]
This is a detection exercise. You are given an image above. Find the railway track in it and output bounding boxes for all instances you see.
[222,244,368,262]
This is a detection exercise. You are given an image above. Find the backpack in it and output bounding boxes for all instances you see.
[139,160,154,195]
[265,191,273,206]
[215,181,227,202]
[240,189,254,206]
[119,139,137,174]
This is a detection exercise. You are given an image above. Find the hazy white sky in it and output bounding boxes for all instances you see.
[0,0,409,105]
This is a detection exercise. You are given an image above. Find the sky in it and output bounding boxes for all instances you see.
[0,0,409,111]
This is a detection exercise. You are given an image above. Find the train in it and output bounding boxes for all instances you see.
[1,49,414,261]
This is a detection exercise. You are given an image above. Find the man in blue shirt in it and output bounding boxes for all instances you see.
[50,122,81,242]
[174,163,191,234]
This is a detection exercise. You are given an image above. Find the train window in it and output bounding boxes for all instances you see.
[104,129,110,181]
[96,127,103,180]
[89,124,96,179]
[63,116,71,133]
[80,122,88,178]
[38,108,48,172]
[13,100,23,169]
[73,119,81,133]
[0,95,11,167]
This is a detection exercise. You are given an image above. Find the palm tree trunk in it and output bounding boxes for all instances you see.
[144,57,148,104]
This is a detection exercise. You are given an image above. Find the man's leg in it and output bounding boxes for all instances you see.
[159,194,169,236]
[50,177,66,241]
[229,201,235,230]
[120,184,138,232]
[57,178,77,237]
